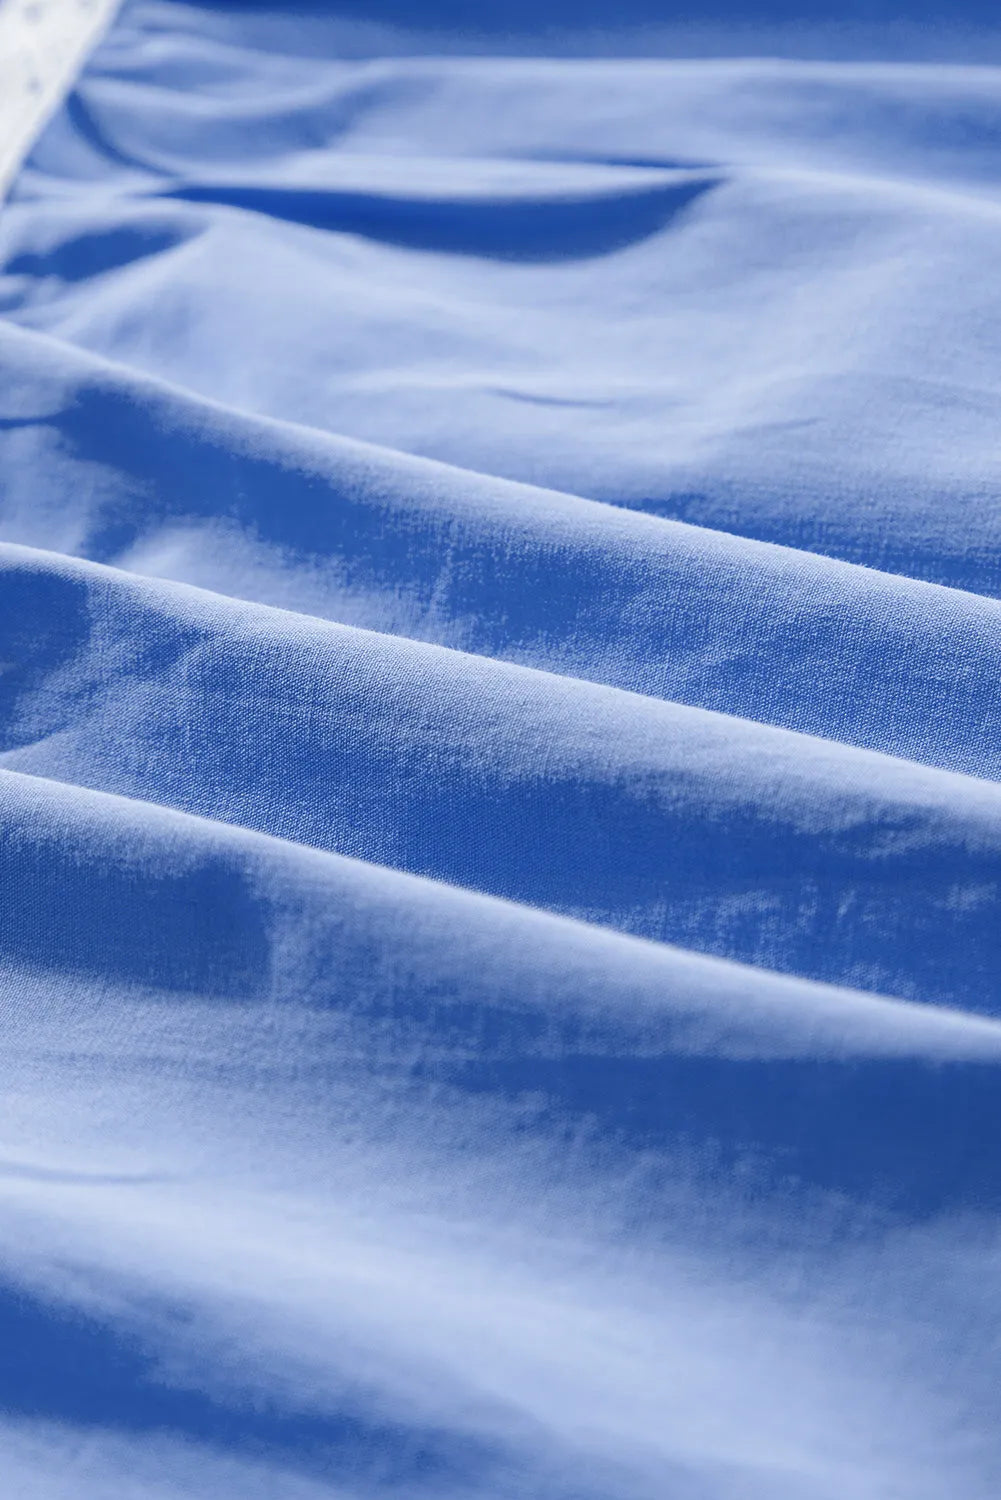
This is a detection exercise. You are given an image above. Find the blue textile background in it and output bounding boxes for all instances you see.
[1,3,1000,1497]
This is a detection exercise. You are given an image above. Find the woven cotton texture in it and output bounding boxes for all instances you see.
[1,3,1000,1497]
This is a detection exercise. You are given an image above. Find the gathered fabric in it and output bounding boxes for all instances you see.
[1,4,1000,1497]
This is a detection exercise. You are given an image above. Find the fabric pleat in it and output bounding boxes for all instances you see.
[1,4,1000,1497]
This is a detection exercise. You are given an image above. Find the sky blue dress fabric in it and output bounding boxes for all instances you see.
[1,3,1001,1497]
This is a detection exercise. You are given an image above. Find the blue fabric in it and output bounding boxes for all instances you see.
[1,4,1001,1497]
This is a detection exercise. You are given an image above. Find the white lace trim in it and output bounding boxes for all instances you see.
[0,0,121,199]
